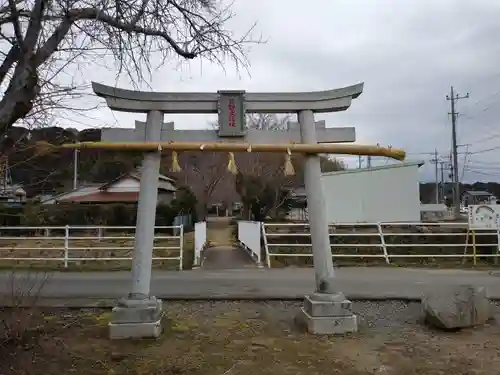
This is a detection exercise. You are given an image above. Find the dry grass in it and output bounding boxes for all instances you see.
[0,231,195,271]
[1,301,500,375]
[207,227,236,247]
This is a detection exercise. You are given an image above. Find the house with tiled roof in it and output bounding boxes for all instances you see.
[41,172,176,205]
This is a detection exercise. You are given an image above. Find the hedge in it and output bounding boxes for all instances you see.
[0,202,181,228]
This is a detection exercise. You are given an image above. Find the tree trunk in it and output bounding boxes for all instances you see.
[0,61,39,134]
[196,202,207,221]
[241,205,251,220]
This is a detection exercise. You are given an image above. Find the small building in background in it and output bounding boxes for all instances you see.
[0,155,27,205]
[41,172,176,205]
[461,190,497,207]
[0,184,27,205]
[321,161,424,223]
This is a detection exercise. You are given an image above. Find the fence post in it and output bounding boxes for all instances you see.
[64,225,70,268]
[376,223,390,264]
[496,227,500,266]
[254,222,262,265]
[261,222,271,268]
[179,225,184,270]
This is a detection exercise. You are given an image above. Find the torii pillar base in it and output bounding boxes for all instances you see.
[296,292,358,335]
[109,297,164,340]
[296,277,358,335]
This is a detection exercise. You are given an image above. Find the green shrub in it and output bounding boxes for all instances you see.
[12,202,184,228]
[0,205,23,226]
[170,186,197,221]
[102,204,137,226]
[156,203,177,227]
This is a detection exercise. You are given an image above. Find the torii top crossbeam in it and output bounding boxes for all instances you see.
[92,82,364,114]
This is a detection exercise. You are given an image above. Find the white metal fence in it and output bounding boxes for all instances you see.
[262,222,500,268]
[237,221,262,266]
[0,225,184,269]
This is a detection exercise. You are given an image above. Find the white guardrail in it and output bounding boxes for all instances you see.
[237,221,262,266]
[0,225,184,269]
[262,222,500,268]
[193,221,208,268]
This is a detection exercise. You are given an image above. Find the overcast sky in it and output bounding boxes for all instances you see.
[63,0,500,183]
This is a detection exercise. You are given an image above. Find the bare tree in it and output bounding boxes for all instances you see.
[233,114,295,219]
[236,114,345,219]
[174,151,234,219]
[179,114,344,219]
[0,0,256,135]
[246,113,290,131]
[236,152,294,219]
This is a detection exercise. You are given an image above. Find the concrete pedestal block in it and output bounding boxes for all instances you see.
[109,296,164,339]
[109,319,162,340]
[304,293,353,316]
[298,307,358,334]
[297,292,358,334]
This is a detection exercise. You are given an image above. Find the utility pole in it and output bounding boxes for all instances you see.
[439,161,446,203]
[0,156,7,192]
[446,86,469,218]
[430,149,439,203]
[73,149,79,190]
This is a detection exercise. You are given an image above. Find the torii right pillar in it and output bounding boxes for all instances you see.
[296,109,358,334]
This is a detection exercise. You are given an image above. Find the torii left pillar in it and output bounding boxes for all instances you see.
[108,110,164,339]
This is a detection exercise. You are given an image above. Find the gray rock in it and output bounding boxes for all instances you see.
[422,285,490,330]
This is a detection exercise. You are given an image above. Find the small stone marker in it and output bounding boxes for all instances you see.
[422,285,490,330]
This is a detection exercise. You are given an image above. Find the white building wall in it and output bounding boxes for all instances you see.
[321,163,421,223]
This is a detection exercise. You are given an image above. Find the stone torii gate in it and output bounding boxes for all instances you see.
[91,82,365,339]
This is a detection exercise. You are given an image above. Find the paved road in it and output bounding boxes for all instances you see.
[1,267,500,306]
[202,246,257,269]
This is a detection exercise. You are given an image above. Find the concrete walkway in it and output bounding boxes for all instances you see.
[202,246,256,269]
[202,216,257,269]
[1,268,500,307]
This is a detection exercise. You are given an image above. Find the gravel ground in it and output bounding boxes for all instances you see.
[176,300,424,329]
[2,300,500,375]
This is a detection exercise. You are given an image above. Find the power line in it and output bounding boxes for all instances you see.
[466,159,500,165]
[468,132,500,145]
[407,150,469,157]
[468,145,500,155]
[466,166,500,172]
[464,168,500,178]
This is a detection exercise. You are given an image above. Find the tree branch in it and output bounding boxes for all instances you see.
[0,0,257,133]
[0,44,20,85]
[7,0,24,47]
[22,0,47,56]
